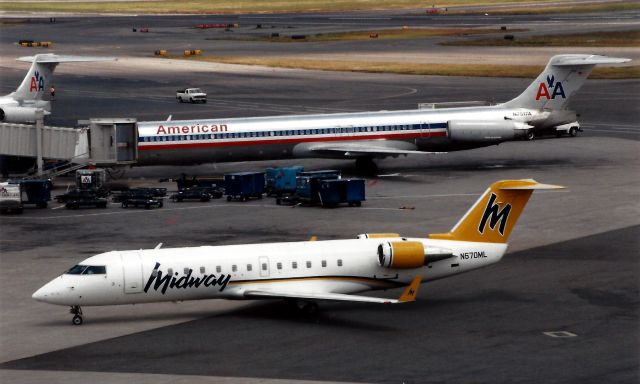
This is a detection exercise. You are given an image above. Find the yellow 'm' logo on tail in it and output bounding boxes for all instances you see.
[429,179,564,243]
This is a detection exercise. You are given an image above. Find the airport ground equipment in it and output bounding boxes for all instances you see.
[112,188,167,203]
[63,189,107,209]
[171,186,222,202]
[266,166,304,196]
[276,170,341,205]
[0,182,23,214]
[176,175,224,190]
[17,179,52,208]
[224,172,265,201]
[76,169,107,194]
[120,192,163,209]
[318,178,365,207]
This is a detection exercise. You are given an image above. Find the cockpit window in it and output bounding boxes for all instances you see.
[66,265,88,275]
[83,266,106,275]
[65,265,106,275]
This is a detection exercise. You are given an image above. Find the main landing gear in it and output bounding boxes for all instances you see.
[70,305,83,325]
[355,157,378,176]
[286,299,320,316]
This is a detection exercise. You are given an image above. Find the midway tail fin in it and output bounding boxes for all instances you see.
[429,179,564,244]
[503,54,630,111]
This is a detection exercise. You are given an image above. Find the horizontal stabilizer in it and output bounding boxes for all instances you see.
[18,54,117,63]
[550,54,631,66]
[496,179,565,190]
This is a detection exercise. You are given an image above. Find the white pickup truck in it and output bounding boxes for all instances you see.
[176,88,207,103]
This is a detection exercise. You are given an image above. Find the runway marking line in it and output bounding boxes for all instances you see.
[543,331,578,338]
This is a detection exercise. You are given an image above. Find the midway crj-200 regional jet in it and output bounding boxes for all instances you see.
[33,179,562,325]
[135,54,628,172]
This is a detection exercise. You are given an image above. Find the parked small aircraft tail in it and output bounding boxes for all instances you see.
[503,54,630,111]
[0,53,116,123]
[429,179,564,243]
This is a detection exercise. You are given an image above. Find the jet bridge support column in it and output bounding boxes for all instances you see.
[35,109,44,176]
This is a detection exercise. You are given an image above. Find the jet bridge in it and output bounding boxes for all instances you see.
[0,115,138,177]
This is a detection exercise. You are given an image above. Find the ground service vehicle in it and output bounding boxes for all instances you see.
[121,193,163,209]
[63,190,108,209]
[176,88,207,103]
[318,179,365,207]
[0,182,23,214]
[171,186,221,202]
[266,166,304,196]
[225,172,265,201]
[19,179,52,208]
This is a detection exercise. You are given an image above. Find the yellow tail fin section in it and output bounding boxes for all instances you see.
[429,179,564,244]
[398,276,422,302]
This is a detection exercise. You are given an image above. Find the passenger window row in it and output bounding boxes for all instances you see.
[139,123,446,143]
[168,259,345,276]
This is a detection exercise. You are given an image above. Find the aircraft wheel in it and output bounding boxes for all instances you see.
[72,315,83,326]
[226,195,232,202]
[526,131,535,141]
[569,127,578,137]
[355,157,378,176]
[276,198,281,205]
[302,302,319,316]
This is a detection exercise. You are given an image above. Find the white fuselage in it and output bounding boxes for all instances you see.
[136,106,541,165]
[33,237,507,307]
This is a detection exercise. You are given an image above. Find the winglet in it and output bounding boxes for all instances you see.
[398,276,422,303]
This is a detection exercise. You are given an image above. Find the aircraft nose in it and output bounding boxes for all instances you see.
[32,285,49,302]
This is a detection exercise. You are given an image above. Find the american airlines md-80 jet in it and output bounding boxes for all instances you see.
[0,53,115,124]
[33,179,562,325]
[134,54,628,172]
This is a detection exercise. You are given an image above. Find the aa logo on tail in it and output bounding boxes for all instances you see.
[478,193,511,236]
[29,70,45,93]
[535,75,565,101]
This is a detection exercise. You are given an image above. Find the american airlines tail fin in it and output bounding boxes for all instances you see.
[503,54,630,111]
[10,53,117,103]
[429,180,564,244]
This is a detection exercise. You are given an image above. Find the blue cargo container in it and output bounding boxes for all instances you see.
[318,179,365,207]
[295,170,341,201]
[224,172,265,202]
[14,179,52,208]
[266,166,304,196]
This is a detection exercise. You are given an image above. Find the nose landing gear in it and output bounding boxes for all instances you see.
[70,305,83,325]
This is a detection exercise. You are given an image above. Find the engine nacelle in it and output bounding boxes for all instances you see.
[358,233,401,239]
[378,241,425,269]
[0,106,40,123]
[447,120,531,142]
[378,241,454,269]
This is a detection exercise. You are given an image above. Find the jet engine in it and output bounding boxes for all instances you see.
[377,241,454,269]
[0,106,41,123]
[447,120,532,142]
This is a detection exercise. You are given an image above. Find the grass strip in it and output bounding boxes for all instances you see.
[172,55,640,79]
[442,30,640,47]
[214,27,527,43]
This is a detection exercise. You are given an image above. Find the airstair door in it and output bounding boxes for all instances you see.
[121,253,144,294]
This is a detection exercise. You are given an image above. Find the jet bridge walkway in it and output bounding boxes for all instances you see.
[0,117,138,177]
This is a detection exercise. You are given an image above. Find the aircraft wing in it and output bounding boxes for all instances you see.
[308,142,443,157]
[243,276,422,304]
